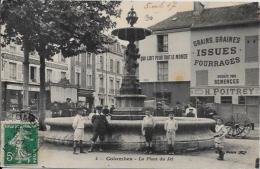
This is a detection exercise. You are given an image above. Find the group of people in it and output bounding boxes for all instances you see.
[142,109,178,155]
[71,101,225,160]
[72,105,109,154]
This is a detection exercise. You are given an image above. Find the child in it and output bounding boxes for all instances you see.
[141,109,156,154]
[88,105,109,152]
[72,107,86,154]
[164,112,178,155]
[214,118,227,160]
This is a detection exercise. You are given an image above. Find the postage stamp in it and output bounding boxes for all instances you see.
[1,121,38,166]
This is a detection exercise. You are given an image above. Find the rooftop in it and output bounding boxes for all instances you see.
[149,2,260,31]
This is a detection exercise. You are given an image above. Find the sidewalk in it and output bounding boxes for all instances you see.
[37,138,259,169]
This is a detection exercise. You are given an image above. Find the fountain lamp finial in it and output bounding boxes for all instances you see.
[126,7,138,27]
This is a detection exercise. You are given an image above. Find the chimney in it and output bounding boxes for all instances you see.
[193,2,205,16]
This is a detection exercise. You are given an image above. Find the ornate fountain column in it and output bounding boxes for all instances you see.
[111,7,152,119]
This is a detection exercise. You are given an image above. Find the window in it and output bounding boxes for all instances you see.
[157,61,168,81]
[238,96,245,104]
[30,66,37,82]
[75,72,81,86]
[196,70,208,86]
[46,69,52,82]
[245,68,259,85]
[9,62,17,80]
[110,59,113,72]
[116,80,120,90]
[157,35,168,52]
[61,71,66,79]
[99,77,104,88]
[87,75,92,87]
[110,78,114,89]
[245,35,258,62]
[116,61,120,74]
[87,53,91,66]
[221,96,232,104]
[100,56,104,70]
[75,54,81,65]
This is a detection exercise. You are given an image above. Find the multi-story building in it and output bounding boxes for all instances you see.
[0,41,74,112]
[138,3,193,107]
[138,2,259,123]
[93,42,125,107]
[70,52,95,109]
[190,2,259,123]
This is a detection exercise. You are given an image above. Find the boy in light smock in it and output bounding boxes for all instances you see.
[164,112,178,155]
[72,107,86,154]
[214,118,227,160]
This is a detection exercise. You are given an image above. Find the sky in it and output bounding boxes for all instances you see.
[110,1,246,43]
[114,1,246,28]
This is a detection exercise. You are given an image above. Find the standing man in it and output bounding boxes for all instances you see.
[72,107,86,154]
[214,118,227,160]
[164,112,178,155]
[185,104,197,118]
[141,109,156,154]
[88,105,109,152]
[102,105,110,116]
[62,98,73,117]
[173,101,184,117]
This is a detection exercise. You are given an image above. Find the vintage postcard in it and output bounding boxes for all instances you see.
[0,0,259,169]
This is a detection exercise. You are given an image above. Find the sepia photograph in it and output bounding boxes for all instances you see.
[0,0,259,168]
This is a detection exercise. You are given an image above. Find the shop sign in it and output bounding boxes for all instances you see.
[191,87,260,96]
[140,54,188,62]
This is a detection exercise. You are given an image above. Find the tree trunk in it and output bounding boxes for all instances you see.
[39,54,46,130]
[0,25,3,121]
[23,39,29,109]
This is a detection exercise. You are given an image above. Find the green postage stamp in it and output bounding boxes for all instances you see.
[1,121,38,166]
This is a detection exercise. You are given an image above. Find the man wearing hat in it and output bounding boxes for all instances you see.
[164,112,178,155]
[88,105,109,152]
[72,107,86,154]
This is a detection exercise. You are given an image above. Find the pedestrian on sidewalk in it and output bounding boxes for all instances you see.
[72,107,86,154]
[164,112,178,155]
[141,109,156,154]
[88,105,109,152]
[214,118,227,160]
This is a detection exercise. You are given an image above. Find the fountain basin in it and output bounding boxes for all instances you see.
[111,27,152,41]
[44,117,215,152]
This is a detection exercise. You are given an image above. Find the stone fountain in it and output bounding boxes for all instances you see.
[111,7,152,120]
[44,7,215,152]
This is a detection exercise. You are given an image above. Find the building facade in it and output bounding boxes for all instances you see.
[93,42,125,107]
[0,41,73,112]
[190,2,260,123]
[70,52,95,109]
[139,2,259,122]
[138,7,193,106]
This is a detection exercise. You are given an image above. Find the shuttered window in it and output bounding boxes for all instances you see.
[245,35,258,62]
[196,70,208,86]
[245,68,259,85]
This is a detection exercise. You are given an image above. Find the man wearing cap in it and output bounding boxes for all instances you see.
[88,105,109,152]
[164,112,178,155]
[141,109,156,154]
[72,107,86,154]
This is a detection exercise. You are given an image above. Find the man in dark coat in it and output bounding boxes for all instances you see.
[102,105,110,116]
[88,105,109,152]
[173,102,184,117]
[62,98,73,117]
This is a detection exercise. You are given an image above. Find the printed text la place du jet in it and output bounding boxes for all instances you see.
[105,156,174,161]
